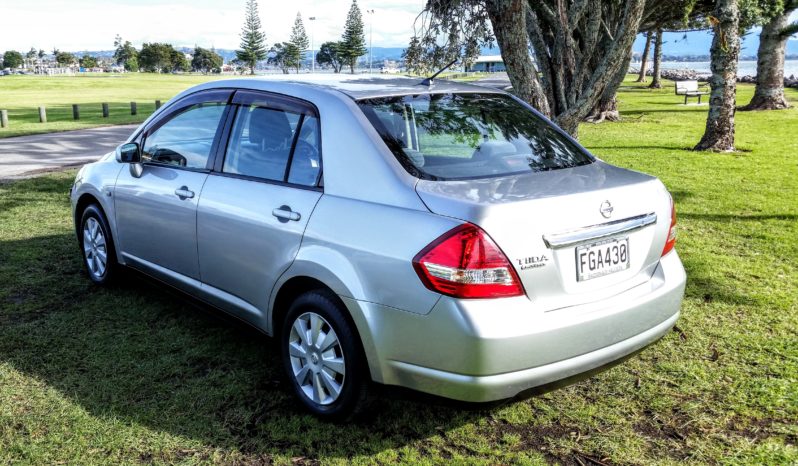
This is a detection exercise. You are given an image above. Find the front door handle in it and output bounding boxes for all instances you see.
[272,206,301,222]
[174,186,195,200]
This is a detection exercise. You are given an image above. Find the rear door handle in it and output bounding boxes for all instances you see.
[174,186,195,199]
[272,206,301,222]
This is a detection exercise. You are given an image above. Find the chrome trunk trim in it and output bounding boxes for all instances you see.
[543,212,657,249]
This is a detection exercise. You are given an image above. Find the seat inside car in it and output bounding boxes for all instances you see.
[232,107,293,180]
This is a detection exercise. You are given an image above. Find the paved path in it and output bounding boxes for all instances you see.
[474,72,512,90]
[0,125,138,179]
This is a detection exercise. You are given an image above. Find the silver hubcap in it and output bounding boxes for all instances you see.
[288,312,346,405]
[83,217,107,279]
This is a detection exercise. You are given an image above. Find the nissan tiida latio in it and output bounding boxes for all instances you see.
[71,75,685,420]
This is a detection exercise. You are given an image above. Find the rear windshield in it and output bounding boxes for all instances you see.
[358,93,593,180]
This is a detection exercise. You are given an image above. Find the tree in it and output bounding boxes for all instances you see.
[694,0,740,151]
[79,54,98,68]
[2,50,23,69]
[317,41,344,73]
[125,56,139,72]
[37,49,45,60]
[170,48,189,72]
[139,43,175,72]
[648,29,664,88]
[289,12,310,72]
[191,46,223,74]
[25,48,37,67]
[418,0,712,136]
[339,0,367,74]
[236,0,267,75]
[740,1,798,110]
[113,35,138,70]
[55,51,76,67]
[402,36,426,75]
[636,31,653,82]
[268,42,299,74]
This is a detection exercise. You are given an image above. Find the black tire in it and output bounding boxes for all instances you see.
[280,290,371,421]
[78,204,119,286]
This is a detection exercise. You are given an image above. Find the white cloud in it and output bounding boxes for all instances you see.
[0,0,427,52]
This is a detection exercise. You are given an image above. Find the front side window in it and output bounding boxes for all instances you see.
[358,93,593,180]
[142,102,227,169]
[223,103,321,187]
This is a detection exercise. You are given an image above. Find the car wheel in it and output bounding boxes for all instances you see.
[79,204,118,285]
[281,290,370,421]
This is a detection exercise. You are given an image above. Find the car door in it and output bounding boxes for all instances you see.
[196,90,323,325]
[114,89,232,286]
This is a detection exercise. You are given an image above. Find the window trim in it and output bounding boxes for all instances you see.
[139,89,234,172]
[211,89,323,191]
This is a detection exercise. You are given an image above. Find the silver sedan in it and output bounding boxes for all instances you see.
[70,75,685,420]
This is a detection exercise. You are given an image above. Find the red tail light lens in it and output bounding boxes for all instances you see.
[662,198,677,256]
[413,223,524,299]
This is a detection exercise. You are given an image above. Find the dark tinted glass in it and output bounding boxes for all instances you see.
[223,104,321,187]
[358,93,593,180]
[287,116,321,186]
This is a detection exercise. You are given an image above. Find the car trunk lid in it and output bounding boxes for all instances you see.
[414,161,673,311]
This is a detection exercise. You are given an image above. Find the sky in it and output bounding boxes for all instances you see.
[0,0,427,52]
[0,1,796,55]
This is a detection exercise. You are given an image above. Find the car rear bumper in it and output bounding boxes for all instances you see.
[343,251,686,402]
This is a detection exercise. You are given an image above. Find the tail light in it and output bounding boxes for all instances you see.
[662,198,677,256]
[413,223,524,299]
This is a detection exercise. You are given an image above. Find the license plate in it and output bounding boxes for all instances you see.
[576,237,630,281]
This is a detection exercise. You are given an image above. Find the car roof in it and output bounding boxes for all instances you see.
[205,74,504,100]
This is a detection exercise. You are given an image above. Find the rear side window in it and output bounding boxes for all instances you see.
[142,103,227,169]
[358,93,593,180]
[223,104,321,187]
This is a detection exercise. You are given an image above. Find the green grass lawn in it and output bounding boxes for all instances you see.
[0,79,796,465]
[0,74,228,138]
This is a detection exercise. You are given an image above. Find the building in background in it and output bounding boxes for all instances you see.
[466,55,505,73]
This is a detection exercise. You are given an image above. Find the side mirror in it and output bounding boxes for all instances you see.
[115,143,141,163]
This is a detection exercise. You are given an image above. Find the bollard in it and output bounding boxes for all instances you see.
[130,102,137,115]
[155,100,162,110]
[102,103,109,118]
[72,104,80,120]
[39,106,47,123]
[1,110,7,128]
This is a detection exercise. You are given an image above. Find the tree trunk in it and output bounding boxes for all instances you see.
[549,0,646,138]
[740,7,794,111]
[649,29,663,89]
[485,0,551,116]
[585,51,633,123]
[694,0,740,152]
[637,31,652,82]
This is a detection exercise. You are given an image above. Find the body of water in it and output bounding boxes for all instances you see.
[648,60,798,77]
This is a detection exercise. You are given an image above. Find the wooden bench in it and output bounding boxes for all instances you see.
[675,80,710,104]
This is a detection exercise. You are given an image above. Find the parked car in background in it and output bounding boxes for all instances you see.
[70,75,685,420]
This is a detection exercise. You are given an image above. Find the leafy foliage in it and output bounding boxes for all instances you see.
[191,47,223,74]
[268,42,300,74]
[235,0,267,75]
[55,51,76,66]
[113,35,138,70]
[290,13,309,53]
[402,36,426,75]
[316,41,344,73]
[339,0,367,73]
[138,43,185,73]
[79,55,98,69]
[288,13,309,73]
[2,50,23,69]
